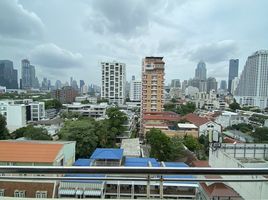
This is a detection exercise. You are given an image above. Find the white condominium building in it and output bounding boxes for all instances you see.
[101,61,126,105]
[130,80,141,101]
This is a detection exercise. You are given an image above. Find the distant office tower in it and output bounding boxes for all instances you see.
[71,80,79,92]
[228,59,239,93]
[55,80,62,90]
[171,79,181,88]
[80,80,85,91]
[207,77,218,93]
[181,80,188,93]
[141,57,165,112]
[220,80,227,91]
[130,76,141,101]
[231,77,239,95]
[52,86,78,104]
[195,61,207,80]
[0,60,18,89]
[234,50,268,108]
[21,59,37,89]
[101,61,126,105]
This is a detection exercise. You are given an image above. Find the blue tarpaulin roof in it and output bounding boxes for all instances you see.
[90,148,123,160]
[124,157,160,167]
[73,159,93,166]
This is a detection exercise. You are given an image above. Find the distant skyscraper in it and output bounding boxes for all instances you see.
[170,79,181,88]
[55,80,62,90]
[195,61,207,81]
[234,50,268,108]
[80,80,85,91]
[228,59,239,93]
[207,77,217,93]
[141,57,165,113]
[220,80,227,91]
[0,60,18,89]
[21,59,37,89]
[101,61,126,105]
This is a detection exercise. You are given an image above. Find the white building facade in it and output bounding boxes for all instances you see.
[101,61,126,105]
[129,80,141,101]
[234,50,268,109]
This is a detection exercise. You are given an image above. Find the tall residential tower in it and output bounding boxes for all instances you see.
[228,59,239,93]
[234,50,268,109]
[101,61,126,105]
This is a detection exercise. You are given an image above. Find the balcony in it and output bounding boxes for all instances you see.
[0,166,268,199]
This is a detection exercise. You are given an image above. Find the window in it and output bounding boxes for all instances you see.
[14,190,25,198]
[0,189,4,196]
[36,191,47,198]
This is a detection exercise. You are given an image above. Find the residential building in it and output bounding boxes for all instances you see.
[52,86,78,103]
[228,59,239,93]
[210,143,268,199]
[141,57,165,113]
[29,101,45,121]
[183,113,222,137]
[21,59,37,89]
[130,78,141,101]
[207,77,218,93]
[0,140,76,198]
[195,61,207,81]
[6,104,27,132]
[234,50,268,109]
[0,60,18,89]
[231,77,239,95]
[101,61,126,105]
[214,111,248,129]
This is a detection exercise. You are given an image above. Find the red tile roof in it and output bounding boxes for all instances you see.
[200,183,241,198]
[0,141,63,163]
[183,113,210,126]
[143,111,180,121]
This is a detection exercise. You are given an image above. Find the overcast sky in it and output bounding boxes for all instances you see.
[0,0,267,85]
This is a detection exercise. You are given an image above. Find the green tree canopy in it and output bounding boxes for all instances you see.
[106,107,128,137]
[252,127,268,143]
[183,135,202,152]
[229,99,241,111]
[45,99,62,109]
[12,125,52,140]
[0,114,9,140]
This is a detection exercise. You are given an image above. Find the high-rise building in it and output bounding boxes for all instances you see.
[234,50,268,109]
[101,61,126,105]
[52,86,78,104]
[170,79,181,88]
[130,76,141,102]
[220,80,227,91]
[0,60,18,89]
[80,80,85,92]
[231,77,239,95]
[141,57,165,113]
[228,59,239,93]
[195,61,207,81]
[55,80,62,90]
[207,77,218,93]
[21,59,37,89]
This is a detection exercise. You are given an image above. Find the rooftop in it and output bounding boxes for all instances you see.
[90,148,123,160]
[183,113,210,126]
[0,140,66,163]
[121,138,141,157]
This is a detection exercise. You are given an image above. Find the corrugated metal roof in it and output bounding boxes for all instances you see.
[90,148,123,160]
[124,157,160,167]
[73,159,93,166]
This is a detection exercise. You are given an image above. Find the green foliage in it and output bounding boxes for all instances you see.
[59,118,99,158]
[164,102,196,116]
[183,135,201,152]
[106,107,128,137]
[0,114,9,139]
[146,128,184,161]
[249,114,268,125]
[251,127,268,143]
[229,99,241,111]
[12,125,52,140]
[198,135,209,156]
[45,99,62,109]
[97,98,109,104]
[61,111,81,119]
[226,123,253,133]
[81,100,90,104]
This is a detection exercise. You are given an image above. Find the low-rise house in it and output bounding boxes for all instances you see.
[0,140,76,198]
[183,113,222,137]
[214,111,248,129]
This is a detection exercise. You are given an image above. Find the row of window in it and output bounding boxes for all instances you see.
[0,189,47,198]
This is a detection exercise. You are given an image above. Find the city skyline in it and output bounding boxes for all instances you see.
[0,0,268,84]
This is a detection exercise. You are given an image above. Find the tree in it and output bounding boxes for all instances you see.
[81,100,90,104]
[60,111,81,119]
[59,118,99,158]
[0,114,9,139]
[12,125,52,140]
[252,127,268,143]
[183,135,201,152]
[106,107,128,137]
[45,99,62,109]
[176,102,196,115]
[229,99,241,111]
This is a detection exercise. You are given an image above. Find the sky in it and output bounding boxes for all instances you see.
[0,0,267,86]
